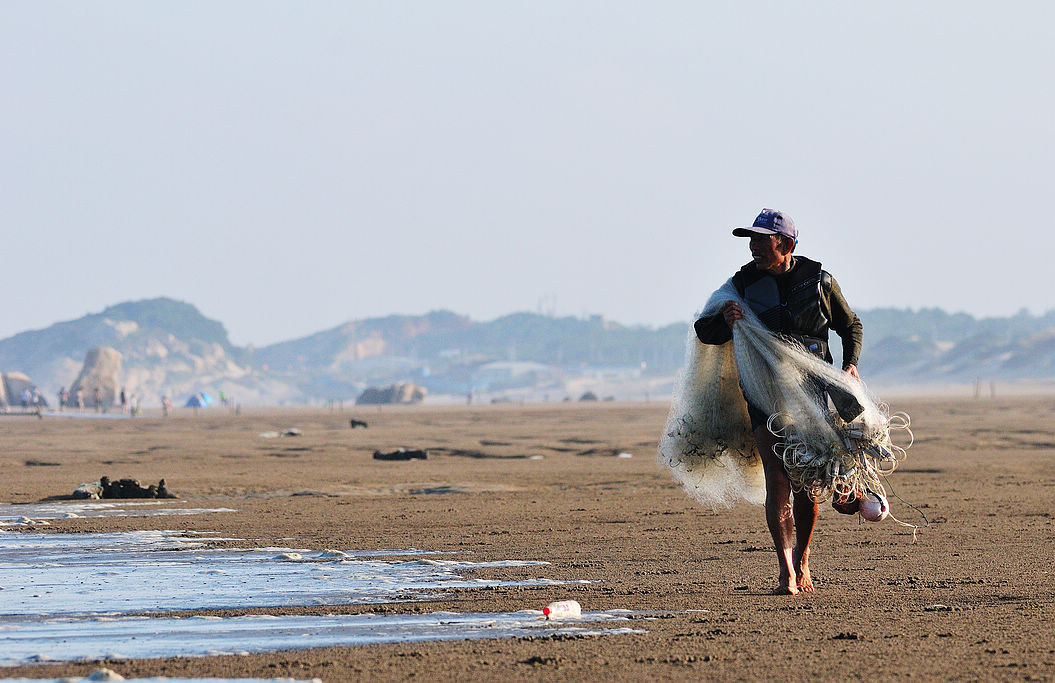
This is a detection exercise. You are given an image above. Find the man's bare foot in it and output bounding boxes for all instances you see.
[793,548,814,592]
[775,570,799,595]
[796,565,814,592]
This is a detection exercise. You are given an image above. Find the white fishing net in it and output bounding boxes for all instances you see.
[658,279,911,509]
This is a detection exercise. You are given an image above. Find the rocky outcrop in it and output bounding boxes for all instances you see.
[0,298,257,407]
[74,477,177,499]
[70,347,123,408]
[356,382,426,405]
[1,371,42,408]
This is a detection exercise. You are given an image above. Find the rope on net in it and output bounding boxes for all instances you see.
[879,469,931,541]
[767,409,913,503]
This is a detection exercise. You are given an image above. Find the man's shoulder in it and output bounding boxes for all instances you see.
[793,255,823,272]
[731,262,760,292]
[733,261,764,281]
[790,256,829,286]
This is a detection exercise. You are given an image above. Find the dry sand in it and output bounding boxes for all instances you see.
[1,398,1053,681]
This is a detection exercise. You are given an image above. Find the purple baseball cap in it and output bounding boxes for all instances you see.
[732,208,798,240]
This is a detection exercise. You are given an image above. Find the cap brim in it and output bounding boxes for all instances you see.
[732,226,778,237]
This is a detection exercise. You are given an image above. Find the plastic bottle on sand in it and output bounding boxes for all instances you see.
[543,600,582,620]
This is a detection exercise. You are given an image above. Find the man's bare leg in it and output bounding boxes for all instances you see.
[754,426,798,595]
[792,491,818,592]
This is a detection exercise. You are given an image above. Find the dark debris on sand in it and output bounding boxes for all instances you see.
[72,476,178,499]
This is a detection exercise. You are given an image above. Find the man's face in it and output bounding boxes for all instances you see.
[749,233,785,270]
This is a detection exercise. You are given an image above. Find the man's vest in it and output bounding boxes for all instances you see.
[734,257,832,362]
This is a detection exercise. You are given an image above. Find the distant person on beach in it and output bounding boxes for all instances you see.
[93,387,103,412]
[75,388,84,411]
[692,208,863,595]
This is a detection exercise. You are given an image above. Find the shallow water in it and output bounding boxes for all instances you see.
[3,678,318,683]
[0,501,235,526]
[0,531,584,616]
[0,611,643,665]
[0,530,640,666]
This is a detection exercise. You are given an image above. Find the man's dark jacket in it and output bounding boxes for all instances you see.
[694,256,863,368]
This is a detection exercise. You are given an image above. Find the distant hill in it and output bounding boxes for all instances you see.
[0,298,292,406]
[250,311,686,399]
[857,307,1055,383]
[1,298,1054,405]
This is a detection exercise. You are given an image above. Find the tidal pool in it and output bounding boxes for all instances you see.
[0,501,235,526]
[0,611,643,665]
[0,531,586,616]
[0,530,640,666]
[3,677,318,683]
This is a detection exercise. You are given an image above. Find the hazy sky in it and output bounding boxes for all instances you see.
[3,2,1052,346]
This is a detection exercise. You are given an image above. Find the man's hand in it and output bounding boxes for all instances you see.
[722,301,743,328]
[843,364,860,380]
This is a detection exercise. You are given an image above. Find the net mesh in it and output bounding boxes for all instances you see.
[658,279,912,509]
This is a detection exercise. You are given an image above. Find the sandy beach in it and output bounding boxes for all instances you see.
[1,398,1053,681]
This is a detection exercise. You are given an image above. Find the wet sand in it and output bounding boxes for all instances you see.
[1,398,1053,681]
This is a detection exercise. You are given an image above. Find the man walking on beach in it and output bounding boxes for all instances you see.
[693,208,863,594]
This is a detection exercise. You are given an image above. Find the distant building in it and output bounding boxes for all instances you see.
[567,364,645,382]
[471,361,556,392]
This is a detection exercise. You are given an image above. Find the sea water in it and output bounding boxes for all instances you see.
[0,611,642,665]
[0,530,642,665]
[0,531,586,615]
[0,501,235,526]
